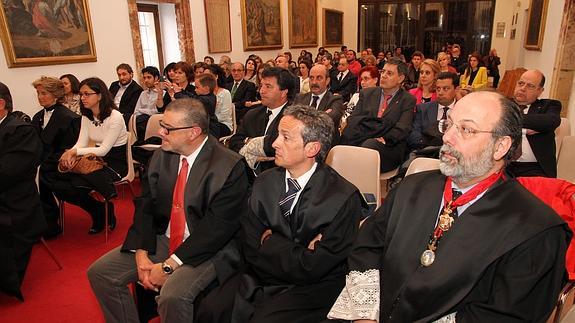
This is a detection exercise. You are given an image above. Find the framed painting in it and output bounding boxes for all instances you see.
[323,9,343,47]
[288,0,317,48]
[240,0,282,51]
[204,0,231,53]
[0,0,97,68]
[524,0,549,50]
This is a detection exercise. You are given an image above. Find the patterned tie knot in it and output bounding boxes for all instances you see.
[311,95,320,108]
[279,178,301,218]
[452,188,462,200]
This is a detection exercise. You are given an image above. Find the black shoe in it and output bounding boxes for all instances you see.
[108,212,117,231]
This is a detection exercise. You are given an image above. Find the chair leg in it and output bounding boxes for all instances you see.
[39,238,63,270]
[104,200,109,244]
[58,200,65,235]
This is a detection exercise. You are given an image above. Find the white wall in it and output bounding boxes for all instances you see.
[0,0,137,117]
[191,0,358,64]
[490,0,565,99]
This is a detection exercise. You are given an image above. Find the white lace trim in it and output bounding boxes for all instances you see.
[327,269,380,322]
[433,312,457,323]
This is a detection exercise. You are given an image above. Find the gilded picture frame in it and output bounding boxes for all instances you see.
[288,0,317,48]
[524,0,549,51]
[240,0,282,51]
[0,0,97,68]
[323,8,343,47]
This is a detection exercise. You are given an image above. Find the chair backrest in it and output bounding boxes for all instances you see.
[406,157,440,177]
[144,114,163,140]
[325,145,381,208]
[558,136,575,183]
[556,118,571,158]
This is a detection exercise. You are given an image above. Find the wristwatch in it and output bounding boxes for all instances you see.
[162,262,174,275]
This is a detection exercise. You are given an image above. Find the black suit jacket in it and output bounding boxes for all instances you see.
[522,99,562,177]
[342,87,415,149]
[407,101,444,150]
[0,113,45,298]
[330,71,357,103]
[122,136,251,281]
[229,104,286,155]
[294,91,345,144]
[226,79,257,122]
[350,171,569,322]
[243,164,363,286]
[109,80,143,124]
[32,104,80,172]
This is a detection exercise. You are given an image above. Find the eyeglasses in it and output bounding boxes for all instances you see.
[80,92,98,98]
[439,119,495,139]
[516,80,539,91]
[159,120,196,134]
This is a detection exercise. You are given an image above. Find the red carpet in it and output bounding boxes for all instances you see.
[0,185,139,323]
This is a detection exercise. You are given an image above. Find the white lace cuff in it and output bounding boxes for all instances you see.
[239,136,266,169]
[433,312,457,323]
[327,269,380,322]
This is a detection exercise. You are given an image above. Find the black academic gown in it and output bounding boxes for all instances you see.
[349,171,570,322]
[0,113,45,299]
[199,164,364,323]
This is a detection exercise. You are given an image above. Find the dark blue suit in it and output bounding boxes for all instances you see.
[407,101,445,151]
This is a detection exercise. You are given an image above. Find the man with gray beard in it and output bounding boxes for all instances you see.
[328,91,571,323]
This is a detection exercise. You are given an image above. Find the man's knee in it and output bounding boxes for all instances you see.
[361,138,382,150]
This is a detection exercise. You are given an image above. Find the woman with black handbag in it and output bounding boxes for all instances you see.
[56,77,127,234]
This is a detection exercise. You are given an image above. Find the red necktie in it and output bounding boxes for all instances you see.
[377,94,392,118]
[169,158,188,254]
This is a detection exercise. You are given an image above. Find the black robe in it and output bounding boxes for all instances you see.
[348,171,570,322]
[0,113,45,299]
[197,164,365,322]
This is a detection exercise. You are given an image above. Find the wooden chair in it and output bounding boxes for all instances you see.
[326,145,381,209]
[556,118,571,158]
[547,281,575,323]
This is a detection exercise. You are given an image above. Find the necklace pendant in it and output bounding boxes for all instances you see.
[421,249,435,267]
[438,213,454,231]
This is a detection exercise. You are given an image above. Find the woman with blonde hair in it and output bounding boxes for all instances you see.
[437,52,457,74]
[460,52,488,90]
[409,58,440,104]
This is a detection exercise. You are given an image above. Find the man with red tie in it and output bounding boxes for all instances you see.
[88,98,251,322]
[341,57,415,172]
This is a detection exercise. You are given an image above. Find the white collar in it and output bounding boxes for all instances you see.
[285,162,318,191]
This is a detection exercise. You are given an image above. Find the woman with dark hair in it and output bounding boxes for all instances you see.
[244,58,258,84]
[60,73,81,114]
[460,52,488,90]
[163,62,176,82]
[56,77,128,234]
[204,64,233,136]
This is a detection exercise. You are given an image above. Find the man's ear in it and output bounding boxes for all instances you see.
[493,136,512,161]
[304,141,321,159]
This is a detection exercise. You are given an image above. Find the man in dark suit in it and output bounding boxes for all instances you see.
[0,82,45,300]
[342,57,415,172]
[109,63,143,126]
[404,51,423,90]
[197,105,364,323]
[87,98,251,322]
[508,69,562,177]
[229,67,295,173]
[294,64,344,144]
[329,91,570,323]
[226,62,257,124]
[31,79,80,238]
[330,57,357,103]
[407,72,459,152]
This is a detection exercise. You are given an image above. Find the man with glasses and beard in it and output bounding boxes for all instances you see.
[328,91,570,323]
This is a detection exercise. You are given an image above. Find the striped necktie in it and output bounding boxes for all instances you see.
[279,178,301,218]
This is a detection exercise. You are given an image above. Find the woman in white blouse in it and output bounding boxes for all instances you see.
[57,77,127,234]
[204,64,234,136]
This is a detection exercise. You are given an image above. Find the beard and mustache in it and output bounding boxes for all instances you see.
[439,141,496,184]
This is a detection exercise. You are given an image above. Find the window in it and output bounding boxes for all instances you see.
[137,4,164,70]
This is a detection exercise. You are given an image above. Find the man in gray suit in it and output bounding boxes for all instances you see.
[294,64,344,144]
[87,98,251,323]
[342,58,415,172]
